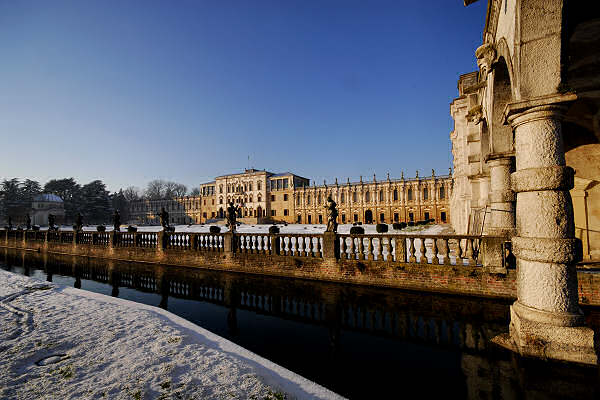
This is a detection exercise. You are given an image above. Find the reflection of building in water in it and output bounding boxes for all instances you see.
[31,193,65,226]
[129,168,452,225]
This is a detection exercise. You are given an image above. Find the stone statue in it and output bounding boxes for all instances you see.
[113,210,121,232]
[26,214,31,230]
[432,169,435,177]
[76,213,83,232]
[325,196,338,233]
[159,207,169,229]
[48,214,55,229]
[226,201,238,232]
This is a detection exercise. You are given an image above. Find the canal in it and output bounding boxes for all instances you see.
[2,249,599,399]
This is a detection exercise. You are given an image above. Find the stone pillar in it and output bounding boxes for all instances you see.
[223,232,235,254]
[322,232,339,260]
[487,156,515,237]
[502,100,597,364]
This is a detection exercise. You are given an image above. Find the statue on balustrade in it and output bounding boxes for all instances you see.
[113,210,121,232]
[226,201,239,232]
[325,196,338,233]
[158,207,170,230]
[75,213,83,232]
[26,214,31,230]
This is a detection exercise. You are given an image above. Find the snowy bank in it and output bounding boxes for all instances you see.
[0,271,344,400]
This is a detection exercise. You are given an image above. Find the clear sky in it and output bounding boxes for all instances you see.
[0,0,487,193]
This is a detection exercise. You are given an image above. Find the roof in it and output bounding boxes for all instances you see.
[34,193,63,203]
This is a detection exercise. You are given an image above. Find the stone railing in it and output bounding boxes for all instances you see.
[0,229,492,268]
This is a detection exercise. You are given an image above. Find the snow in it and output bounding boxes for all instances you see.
[0,270,345,400]
[45,223,452,235]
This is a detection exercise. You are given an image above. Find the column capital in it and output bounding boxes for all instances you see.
[502,93,577,127]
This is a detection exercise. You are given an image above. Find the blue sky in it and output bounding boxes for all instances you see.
[0,0,487,192]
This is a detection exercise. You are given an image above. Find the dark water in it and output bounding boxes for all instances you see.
[2,249,600,399]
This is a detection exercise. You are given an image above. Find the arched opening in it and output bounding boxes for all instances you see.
[490,57,513,155]
[364,210,373,224]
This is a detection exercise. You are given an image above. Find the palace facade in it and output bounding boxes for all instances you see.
[129,169,452,225]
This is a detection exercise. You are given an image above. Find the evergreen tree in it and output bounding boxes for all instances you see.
[80,180,112,224]
[44,178,82,222]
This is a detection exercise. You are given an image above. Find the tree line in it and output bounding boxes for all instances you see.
[0,178,198,225]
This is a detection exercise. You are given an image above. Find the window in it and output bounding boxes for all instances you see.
[249,183,252,191]
[284,209,289,216]
[271,195,275,201]
[439,186,445,199]
[219,197,223,204]
[307,195,311,205]
[296,196,300,206]
[379,190,384,202]
[284,194,288,201]
[211,199,214,205]
[271,210,276,216]
[308,215,312,224]
[380,213,385,223]
[441,212,447,222]
[424,212,430,221]
[352,192,357,203]
[393,189,398,201]
[423,188,428,200]
[365,191,370,202]
[276,180,282,190]
[407,189,413,201]
[341,214,346,223]
[211,212,215,218]
[340,192,345,203]
[257,181,261,190]
[409,212,414,222]
[318,214,323,224]
[249,195,253,202]
[258,195,262,202]
[297,215,301,223]
[394,213,399,222]
[353,214,358,222]
[219,185,223,194]
[318,193,322,204]
[283,179,288,189]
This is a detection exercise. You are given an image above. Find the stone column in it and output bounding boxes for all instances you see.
[487,156,515,236]
[503,100,596,364]
[322,232,339,260]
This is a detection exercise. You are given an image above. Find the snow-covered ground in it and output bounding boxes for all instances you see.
[0,271,344,400]
[45,223,453,235]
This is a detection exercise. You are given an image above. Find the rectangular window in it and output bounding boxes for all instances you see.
[409,212,414,222]
[283,179,288,189]
[277,180,282,190]
[423,189,428,200]
[284,209,289,216]
[380,213,385,223]
[424,212,430,220]
[439,186,445,199]
[441,212,447,222]
[297,215,301,223]
[271,195,275,201]
[308,215,312,224]
[271,210,276,216]
[284,194,288,201]
[341,214,346,223]
[353,214,358,222]
[211,212,215,218]
[394,213,399,222]
[318,215,323,224]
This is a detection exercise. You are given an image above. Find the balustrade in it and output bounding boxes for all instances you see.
[1,229,483,266]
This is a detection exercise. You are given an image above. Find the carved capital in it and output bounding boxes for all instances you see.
[475,43,496,77]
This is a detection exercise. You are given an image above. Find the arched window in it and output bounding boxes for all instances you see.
[258,194,262,202]
[249,183,253,191]
[249,195,253,202]
[219,184,223,194]
[393,189,398,201]
[257,181,262,190]
[408,189,413,201]
[365,191,370,202]
[219,196,223,204]
[423,188,428,200]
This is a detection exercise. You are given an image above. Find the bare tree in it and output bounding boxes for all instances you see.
[145,180,167,200]
[189,187,200,196]
[123,186,141,202]
[172,183,187,198]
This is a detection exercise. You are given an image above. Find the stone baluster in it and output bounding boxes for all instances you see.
[408,238,416,263]
[365,237,373,261]
[349,237,356,260]
[431,238,439,265]
[441,238,450,265]
[465,239,474,265]
[376,237,383,261]
[357,237,365,260]
[340,237,347,259]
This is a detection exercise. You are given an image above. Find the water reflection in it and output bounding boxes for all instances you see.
[1,248,599,399]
